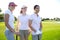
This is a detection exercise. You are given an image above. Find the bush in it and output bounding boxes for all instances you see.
[0,14,4,22]
[42,18,50,21]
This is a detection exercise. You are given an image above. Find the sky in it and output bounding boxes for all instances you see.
[0,0,60,18]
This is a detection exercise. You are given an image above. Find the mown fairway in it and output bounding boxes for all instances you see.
[0,21,60,40]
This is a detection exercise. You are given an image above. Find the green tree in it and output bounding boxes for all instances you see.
[0,8,2,13]
[0,14,4,22]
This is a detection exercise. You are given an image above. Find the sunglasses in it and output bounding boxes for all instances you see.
[22,8,27,9]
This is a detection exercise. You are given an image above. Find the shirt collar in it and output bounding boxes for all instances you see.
[8,9,13,14]
[34,13,39,17]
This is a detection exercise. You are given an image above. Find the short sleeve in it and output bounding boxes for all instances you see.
[27,15,30,20]
[4,10,10,14]
[17,16,20,20]
[40,17,42,22]
[29,15,33,20]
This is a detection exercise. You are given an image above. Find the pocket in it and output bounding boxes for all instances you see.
[5,30,10,37]
[19,30,23,36]
[27,30,30,35]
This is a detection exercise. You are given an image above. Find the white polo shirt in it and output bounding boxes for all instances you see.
[4,9,15,30]
[18,14,30,30]
[29,13,42,35]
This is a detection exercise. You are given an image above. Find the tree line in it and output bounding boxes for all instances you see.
[0,14,17,22]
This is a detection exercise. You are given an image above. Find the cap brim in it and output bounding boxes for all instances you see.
[22,7,27,8]
[14,5,17,6]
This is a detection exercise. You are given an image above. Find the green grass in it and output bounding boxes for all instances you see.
[42,21,60,40]
[0,21,60,40]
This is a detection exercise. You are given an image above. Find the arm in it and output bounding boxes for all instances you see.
[16,19,20,32]
[29,20,36,32]
[4,14,15,33]
[40,21,42,31]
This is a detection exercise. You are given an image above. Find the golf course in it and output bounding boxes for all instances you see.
[0,21,60,40]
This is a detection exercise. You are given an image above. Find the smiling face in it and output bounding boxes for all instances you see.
[22,7,27,12]
[8,4,17,12]
[21,7,27,14]
[34,5,40,14]
[8,2,17,11]
[9,6,16,11]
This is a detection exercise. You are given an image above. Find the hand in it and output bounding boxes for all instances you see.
[33,30,36,33]
[15,32,20,36]
[39,28,42,31]
[28,31,31,35]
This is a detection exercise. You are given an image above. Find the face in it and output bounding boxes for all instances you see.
[9,6,16,11]
[21,7,27,13]
[34,6,40,13]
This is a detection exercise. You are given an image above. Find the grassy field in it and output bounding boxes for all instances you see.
[0,21,60,40]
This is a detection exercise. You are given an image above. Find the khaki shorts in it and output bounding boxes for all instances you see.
[19,30,30,40]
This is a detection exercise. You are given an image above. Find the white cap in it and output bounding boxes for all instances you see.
[21,5,27,8]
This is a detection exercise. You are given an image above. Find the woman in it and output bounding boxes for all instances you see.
[4,2,19,40]
[29,5,42,40]
[16,5,30,40]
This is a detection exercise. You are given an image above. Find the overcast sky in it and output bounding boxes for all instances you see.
[0,0,60,18]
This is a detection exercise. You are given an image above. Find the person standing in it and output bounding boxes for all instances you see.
[29,5,42,40]
[4,2,19,40]
[16,5,30,40]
